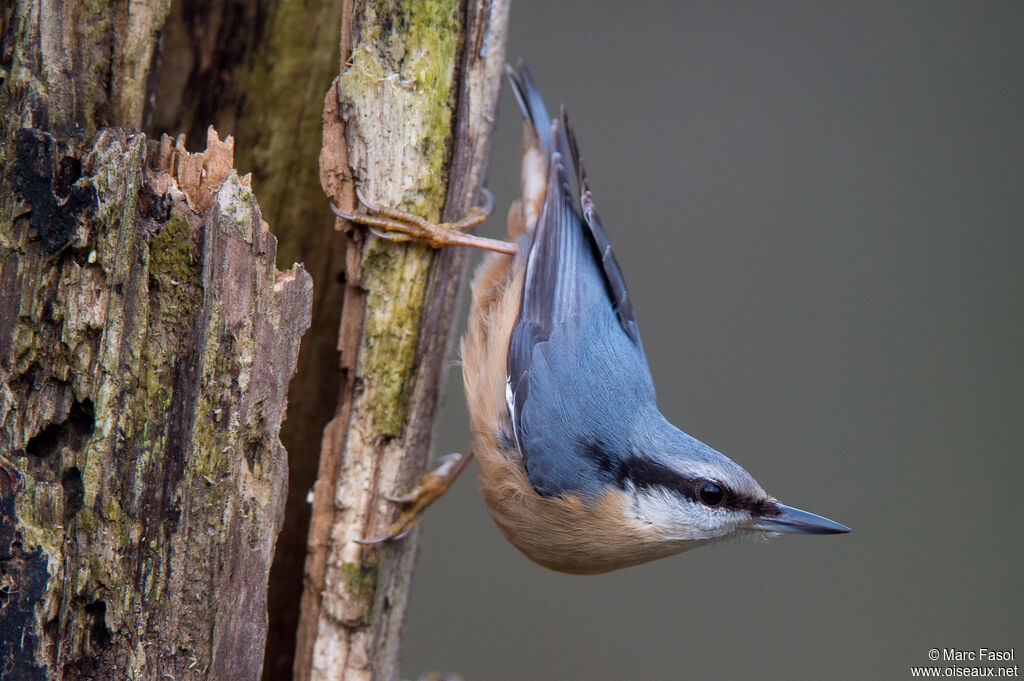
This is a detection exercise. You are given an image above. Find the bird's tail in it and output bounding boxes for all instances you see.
[505,61,640,343]
[506,60,551,151]
[505,60,559,238]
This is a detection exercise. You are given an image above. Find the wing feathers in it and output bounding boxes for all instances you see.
[563,110,640,343]
[504,63,648,496]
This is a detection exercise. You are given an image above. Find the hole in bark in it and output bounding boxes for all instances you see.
[69,399,95,439]
[25,423,61,458]
[25,399,94,458]
[244,441,258,473]
[0,566,11,607]
[61,467,84,519]
[13,129,96,253]
[137,182,172,223]
[84,600,112,649]
[54,156,82,199]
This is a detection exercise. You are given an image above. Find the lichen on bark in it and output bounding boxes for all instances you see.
[339,0,463,437]
[298,0,511,679]
[0,127,312,680]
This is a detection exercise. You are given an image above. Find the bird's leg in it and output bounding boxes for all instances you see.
[355,451,474,545]
[330,188,516,255]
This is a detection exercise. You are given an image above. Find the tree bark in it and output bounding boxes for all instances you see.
[146,5,351,675]
[0,3,311,680]
[296,1,510,680]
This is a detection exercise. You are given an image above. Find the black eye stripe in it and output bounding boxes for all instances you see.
[624,456,769,514]
[625,456,710,504]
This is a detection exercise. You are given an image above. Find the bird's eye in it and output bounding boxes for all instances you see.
[698,481,724,507]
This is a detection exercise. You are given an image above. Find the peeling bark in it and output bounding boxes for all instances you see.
[146,5,351,675]
[0,123,312,680]
[296,1,511,680]
[0,3,312,680]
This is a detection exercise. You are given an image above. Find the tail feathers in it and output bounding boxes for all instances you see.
[506,60,551,151]
[507,61,552,236]
[507,60,641,345]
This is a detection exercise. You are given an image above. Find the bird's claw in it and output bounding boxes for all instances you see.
[354,186,381,213]
[477,186,495,216]
[355,186,494,218]
[353,524,414,546]
[353,451,473,545]
[328,187,515,255]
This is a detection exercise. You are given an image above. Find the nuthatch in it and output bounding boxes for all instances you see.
[333,62,849,574]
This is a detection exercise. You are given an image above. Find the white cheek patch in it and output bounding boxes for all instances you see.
[632,487,748,541]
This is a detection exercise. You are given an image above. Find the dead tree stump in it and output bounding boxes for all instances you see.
[0,3,312,679]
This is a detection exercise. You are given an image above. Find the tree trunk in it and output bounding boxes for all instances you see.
[148,2,349,516]
[0,3,311,680]
[1,0,511,678]
[296,1,510,680]
[146,4,352,674]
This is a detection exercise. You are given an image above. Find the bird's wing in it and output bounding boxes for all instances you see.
[564,117,639,343]
[505,66,654,497]
[505,62,638,342]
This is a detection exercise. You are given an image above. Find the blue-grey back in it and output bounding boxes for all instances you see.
[514,291,661,497]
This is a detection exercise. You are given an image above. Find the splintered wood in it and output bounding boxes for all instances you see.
[0,127,312,681]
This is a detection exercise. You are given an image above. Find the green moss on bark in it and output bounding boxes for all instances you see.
[340,560,379,605]
[1,127,310,678]
[340,0,463,436]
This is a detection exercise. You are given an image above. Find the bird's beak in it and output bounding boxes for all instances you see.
[752,503,851,535]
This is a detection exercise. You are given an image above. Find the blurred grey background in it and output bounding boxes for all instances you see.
[401,3,1024,680]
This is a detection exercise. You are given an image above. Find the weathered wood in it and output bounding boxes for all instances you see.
[0,2,313,679]
[146,6,351,675]
[0,123,312,680]
[0,0,172,136]
[296,1,510,679]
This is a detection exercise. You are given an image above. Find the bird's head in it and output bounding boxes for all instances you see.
[623,417,850,546]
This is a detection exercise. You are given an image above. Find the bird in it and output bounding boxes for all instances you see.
[332,62,850,574]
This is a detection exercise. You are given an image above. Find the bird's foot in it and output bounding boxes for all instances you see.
[331,188,515,255]
[354,451,474,545]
